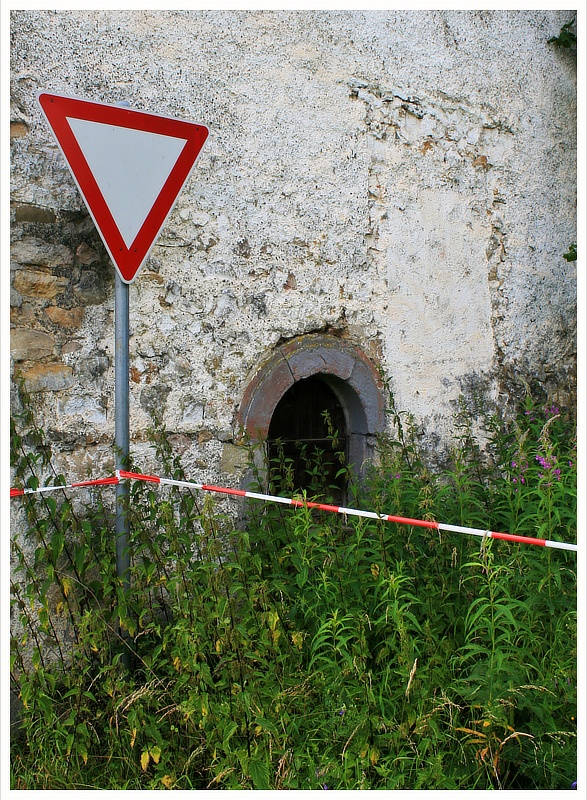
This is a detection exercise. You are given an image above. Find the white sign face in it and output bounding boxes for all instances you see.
[66,118,188,249]
[37,92,209,283]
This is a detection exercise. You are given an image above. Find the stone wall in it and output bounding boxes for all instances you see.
[10,9,577,488]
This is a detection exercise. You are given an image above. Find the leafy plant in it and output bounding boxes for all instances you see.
[10,382,576,789]
[548,16,577,49]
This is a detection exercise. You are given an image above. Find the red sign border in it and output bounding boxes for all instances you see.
[37,91,209,283]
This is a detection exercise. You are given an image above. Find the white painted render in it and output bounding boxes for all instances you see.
[9,9,577,484]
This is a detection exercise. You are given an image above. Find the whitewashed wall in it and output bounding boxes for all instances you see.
[10,9,577,484]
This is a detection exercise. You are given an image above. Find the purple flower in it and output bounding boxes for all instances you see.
[510,456,528,486]
[571,781,577,789]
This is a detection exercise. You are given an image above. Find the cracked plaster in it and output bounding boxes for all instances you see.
[9,8,577,486]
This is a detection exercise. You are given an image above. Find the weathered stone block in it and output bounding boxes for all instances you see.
[11,237,73,268]
[288,345,355,382]
[220,443,250,474]
[140,384,171,417]
[11,328,55,361]
[45,305,85,329]
[72,270,111,305]
[76,354,110,384]
[61,340,83,355]
[22,363,74,393]
[13,269,69,299]
[76,242,100,266]
[10,121,28,139]
[59,395,107,425]
[10,302,36,327]
[180,398,204,427]
[14,205,57,224]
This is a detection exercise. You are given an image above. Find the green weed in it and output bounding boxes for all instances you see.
[9,384,576,789]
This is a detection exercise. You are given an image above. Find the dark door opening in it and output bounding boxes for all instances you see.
[267,377,347,501]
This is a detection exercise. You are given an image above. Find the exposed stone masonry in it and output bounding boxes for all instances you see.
[10,9,577,489]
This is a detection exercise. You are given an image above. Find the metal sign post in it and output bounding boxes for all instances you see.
[115,273,130,667]
[37,90,209,672]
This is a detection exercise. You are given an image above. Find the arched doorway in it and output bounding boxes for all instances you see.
[237,334,386,497]
[267,376,347,500]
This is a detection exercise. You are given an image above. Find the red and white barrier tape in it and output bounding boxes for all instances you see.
[10,476,119,497]
[9,469,578,553]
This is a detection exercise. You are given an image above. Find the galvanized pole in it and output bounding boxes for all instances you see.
[115,272,131,669]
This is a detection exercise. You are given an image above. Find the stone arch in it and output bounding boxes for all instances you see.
[237,334,386,476]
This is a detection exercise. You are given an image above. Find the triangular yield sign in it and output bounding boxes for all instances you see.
[37,91,209,283]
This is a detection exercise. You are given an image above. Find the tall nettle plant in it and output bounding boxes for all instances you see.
[10,382,576,790]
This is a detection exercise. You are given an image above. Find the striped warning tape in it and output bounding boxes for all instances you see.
[9,469,578,553]
[117,471,578,552]
[10,476,119,497]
